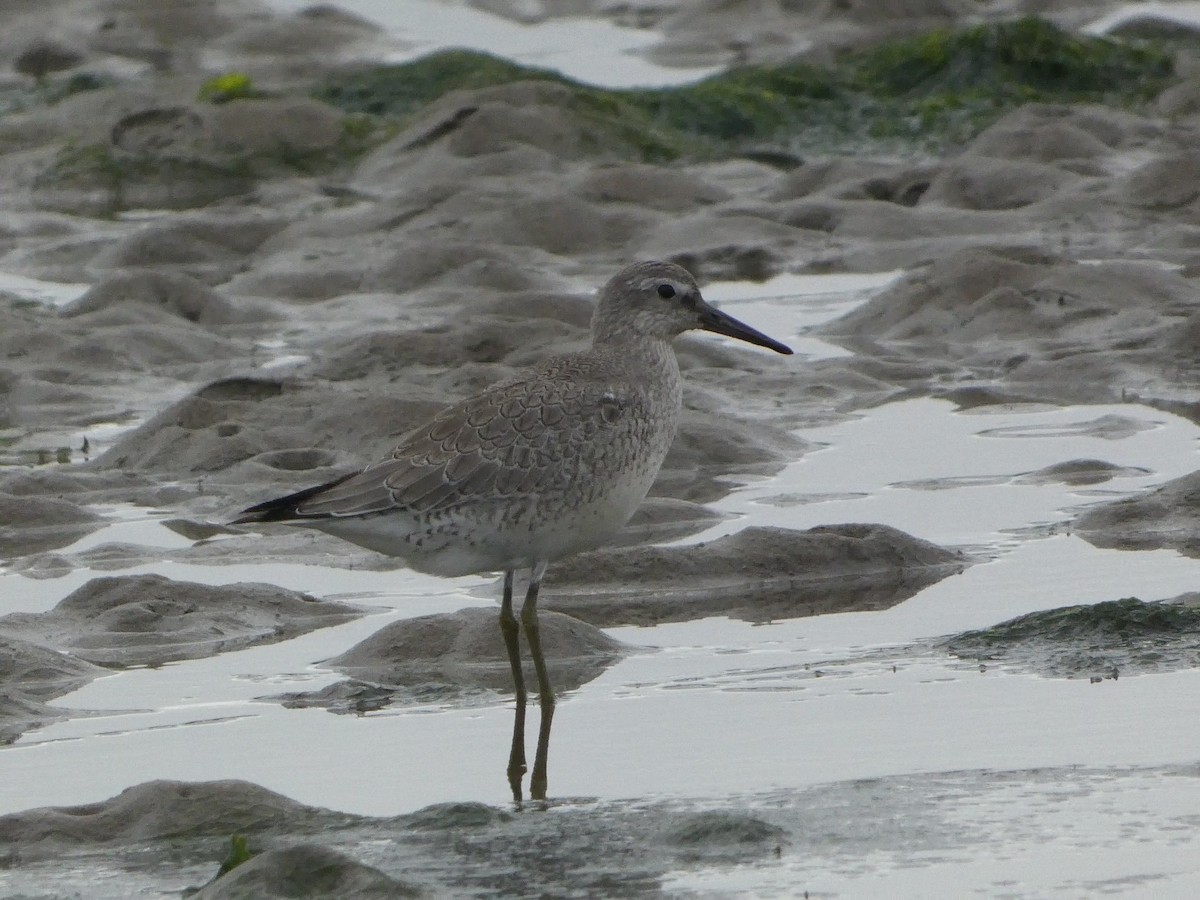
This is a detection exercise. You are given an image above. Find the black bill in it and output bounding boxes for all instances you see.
[697,300,793,355]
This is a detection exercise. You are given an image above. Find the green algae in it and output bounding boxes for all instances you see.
[0,71,108,119]
[32,110,378,216]
[944,596,1200,679]
[23,17,1181,215]
[215,834,253,878]
[856,16,1170,98]
[313,17,1176,159]
[31,143,256,216]
[314,51,553,118]
[197,72,259,104]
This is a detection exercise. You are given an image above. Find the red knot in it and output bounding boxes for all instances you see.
[234,260,793,800]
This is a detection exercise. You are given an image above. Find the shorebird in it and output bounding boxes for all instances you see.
[233,260,792,800]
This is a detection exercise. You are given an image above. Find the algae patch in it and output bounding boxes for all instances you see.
[31,97,377,216]
[314,18,1176,158]
[198,72,259,104]
[943,596,1200,679]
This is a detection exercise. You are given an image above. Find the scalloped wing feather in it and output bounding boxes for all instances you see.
[291,367,637,520]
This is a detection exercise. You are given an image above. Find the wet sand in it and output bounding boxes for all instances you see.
[3,0,1200,896]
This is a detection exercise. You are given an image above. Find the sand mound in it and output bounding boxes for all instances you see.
[0,573,362,666]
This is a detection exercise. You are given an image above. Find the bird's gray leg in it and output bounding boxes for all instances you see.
[499,569,527,802]
[521,560,554,801]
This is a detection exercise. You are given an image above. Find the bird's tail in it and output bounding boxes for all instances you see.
[231,472,357,525]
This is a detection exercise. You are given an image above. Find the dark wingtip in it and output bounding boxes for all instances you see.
[231,472,356,526]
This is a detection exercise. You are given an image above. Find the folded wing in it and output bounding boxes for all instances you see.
[235,367,635,523]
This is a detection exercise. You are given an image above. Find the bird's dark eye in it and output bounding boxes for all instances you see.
[657,283,676,299]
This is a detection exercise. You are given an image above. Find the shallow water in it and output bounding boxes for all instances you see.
[663,765,1200,898]
[1086,1,1200,35]
[4,273,1200,895]
[0,270,89,308]
[263,0,722,87]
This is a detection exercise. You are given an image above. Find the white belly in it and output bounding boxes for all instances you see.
[299,460,658,578]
